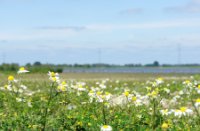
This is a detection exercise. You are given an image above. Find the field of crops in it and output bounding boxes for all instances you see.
[0,67,200,130]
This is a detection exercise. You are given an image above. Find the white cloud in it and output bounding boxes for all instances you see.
[164,0,200,13]
[0,28,77,41]
[193,0,200,4]
[86,18,200,31]
[37,26,86,31]
[1,19,200,42]
[119,8,143,15]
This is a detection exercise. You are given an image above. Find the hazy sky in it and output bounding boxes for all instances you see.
[0,0,200,65]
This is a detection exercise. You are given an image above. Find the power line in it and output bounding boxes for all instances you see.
[2,53,6,64]
[98,48,102,64]
[177,44,181,65]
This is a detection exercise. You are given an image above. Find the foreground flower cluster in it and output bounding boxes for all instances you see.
[0,68,199,130]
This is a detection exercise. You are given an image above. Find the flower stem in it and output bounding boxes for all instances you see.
[42,82,55,131]
[102,103,107,125]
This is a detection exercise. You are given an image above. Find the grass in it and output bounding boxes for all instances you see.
[0,72,193,81]
[0,72,199,130]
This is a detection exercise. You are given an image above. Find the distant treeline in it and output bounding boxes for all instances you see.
[0,62,63,73]
[1,61,200,73]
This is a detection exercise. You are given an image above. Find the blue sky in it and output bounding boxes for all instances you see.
[0,0,200,65]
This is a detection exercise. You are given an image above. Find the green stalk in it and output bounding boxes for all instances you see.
[42,82,55,131]
[191,98,200,125]
[152,98,156,129]
[102,103,107,125]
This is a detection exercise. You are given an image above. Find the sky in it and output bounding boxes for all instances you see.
[0,0,200,65]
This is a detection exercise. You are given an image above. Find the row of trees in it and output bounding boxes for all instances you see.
[0,62,63,73]
[1,61,200,73]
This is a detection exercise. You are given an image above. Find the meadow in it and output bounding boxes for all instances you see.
[0,68,199,130]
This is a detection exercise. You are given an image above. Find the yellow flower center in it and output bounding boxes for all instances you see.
[101,95,105,99]
[146,86,152,91]
[77,122,83,126]
[184,80,191,84]
[180,107,187,112]
[4,84,8,89]
[51,72,55,77]
[151,91,158,96]
[97,91,102,96]
[105,92,110,95]
[163,109,168,114]
[132,96,137,101]
[124,91,129,97]
[196,98,200,103]
[51,77,57,82]
[62,81,66,85]
[89,90,94,93]
[88,123,92,126]
[161,123,169,129]
[198,85,200,89]
[8,75,14,81]
[57,86,66,92]
[19,67,25,71]
[103,125,109,128]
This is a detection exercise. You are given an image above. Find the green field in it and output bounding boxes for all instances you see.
[0,71,199,130]
[0,72,193,81]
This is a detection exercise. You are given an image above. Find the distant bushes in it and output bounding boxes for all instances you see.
[0,63,63,73]
[1,61,200,74]
[0,63,19,72]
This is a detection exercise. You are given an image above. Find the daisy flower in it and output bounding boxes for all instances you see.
[17,67,29,74]
[100,125,112,131]
[195,98,200,107]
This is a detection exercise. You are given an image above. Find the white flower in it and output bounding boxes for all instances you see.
[155,78,164,85]
[13,86,18,93]
[160,109,172,116]
[28,101,33,107]
[100,125,112,131]
[99,84,106,89]
[25,91,34,96]
[20,85,27,90]
[0,87,5,90]
[104,92,112,101]
[183,80,193,88]
[4,85,12,91]
[88,90,95,97]
[67,104,77,110]
[135,99,143,106]
[167,84,170,87]
[171,95,181,104]
[16,97,23,102]
[57,85,67,92]
[163,88,170,94]
[115,80,119,83]
[197,89,200,94]
[195,98,200,107]
[73,82,87,92]
[77,87,86,91]
[109,95,127,106]
[114,87,119,90]
[17,67,29,74]
[48,71,60,83]
[48,71,59,77]
[173,107,193,117]
[173,109,182,117]
[196,85,200,94]
[96,96,104,103]
[18,89,23,93]
[179,90,184,95]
